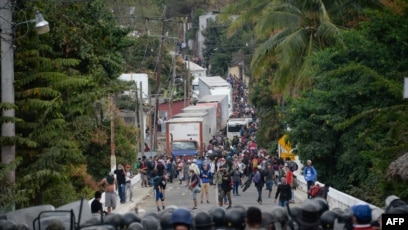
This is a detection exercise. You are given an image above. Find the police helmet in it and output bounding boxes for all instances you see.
[170,208,193,227]
[160,212,174,230]
[209,207,226,228]
[123,212,141,227]
[320,210,338,230]
[0,220,16,230]
[128,222,144,230]
[313,197,330,215]
[225,208,246,230]
[194,211,214,229]
[104,213,124,229]
[142,216,160,229]
[296,199,321,228]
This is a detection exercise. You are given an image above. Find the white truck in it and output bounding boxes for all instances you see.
[166,116,212,159]
[226,118,249,140]
[181,105,217,137]
[198,76,232,115]
[196,94,229,133]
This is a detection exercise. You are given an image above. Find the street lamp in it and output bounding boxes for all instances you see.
[1,5,50,189]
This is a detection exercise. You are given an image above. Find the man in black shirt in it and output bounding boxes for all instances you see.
[114,164,127,204]
[152,174,167,211]
[91,191,103,214]
[274,176,292,207]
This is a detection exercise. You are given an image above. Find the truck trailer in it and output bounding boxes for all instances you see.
[198,76,232,115]
[166,116,212,159]
[196,94,229,132]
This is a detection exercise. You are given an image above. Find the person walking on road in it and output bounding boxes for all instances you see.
[264,163,275,198]
[274,176,292,207]
[303,159,317,199]
[199,164,211,204]
[98,172,117,214]
[189,168,201,210]
[219,166,232,209]
[253,165,265,205]
[125,164,134,202]
[152,174,167,211]
[231,166,242,196]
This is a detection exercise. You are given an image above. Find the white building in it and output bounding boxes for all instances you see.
[197,12,218,58]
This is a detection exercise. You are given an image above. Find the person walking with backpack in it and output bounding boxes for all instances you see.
[253,165,265,205]
[303,159,318,199]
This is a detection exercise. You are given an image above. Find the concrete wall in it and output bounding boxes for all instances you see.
[293,157,380,210]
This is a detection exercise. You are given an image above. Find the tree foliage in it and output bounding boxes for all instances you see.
[284,7,408,205]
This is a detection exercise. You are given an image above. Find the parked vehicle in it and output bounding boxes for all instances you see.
[196,94,229,133]
[226,118,249,140]
[166,116,212,159]
[181,105,217,137]
[198,76,232,115]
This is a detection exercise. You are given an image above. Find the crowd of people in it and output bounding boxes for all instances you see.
[0,72,406,229]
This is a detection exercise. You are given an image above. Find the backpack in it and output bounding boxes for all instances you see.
[252,159,258,169]
[288,161,298,171]
[252,171,261,183]
[309,184,321,197]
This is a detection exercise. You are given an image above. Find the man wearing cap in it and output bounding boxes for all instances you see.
[351,203,375,230]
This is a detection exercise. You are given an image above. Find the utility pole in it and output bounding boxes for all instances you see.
[135,82,142,157]
[1,0,15,187]
[110,95,116,173]
[153,6,167,151]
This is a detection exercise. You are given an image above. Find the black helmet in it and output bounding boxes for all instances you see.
[0,220,16,230]
[225,208,246,230]
[296,199,321,228]
[385,195,406,213]
[104,213,124,229]
[143,211,160,220]
[160,212,174,230]
[194,211,214,229]
[262,211,274,228]
[80,225,115,230]
[271,206,288,224]
[313,197,330,215]
[128,222,144,230]
[142,216,160,230]
[332,208,353,230]
[210,207,226,228]
[123,212,141,228]
[320,210,338,230]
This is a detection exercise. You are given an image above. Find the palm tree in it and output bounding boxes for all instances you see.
[222,0,383,97]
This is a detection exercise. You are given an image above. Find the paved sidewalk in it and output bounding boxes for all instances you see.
[112,184,152,215]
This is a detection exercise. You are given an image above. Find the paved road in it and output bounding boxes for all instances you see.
[123,179,308,216]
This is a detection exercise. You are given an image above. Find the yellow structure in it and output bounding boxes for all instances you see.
[278,135,296,160]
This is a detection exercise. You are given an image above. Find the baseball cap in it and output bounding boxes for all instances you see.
[351,204,371,222]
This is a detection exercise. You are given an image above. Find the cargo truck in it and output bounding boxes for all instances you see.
[198,76,232,115]
[226,118,250,140]
[196,94,229,132]
[181,105,217,137]
[166,116,212,159]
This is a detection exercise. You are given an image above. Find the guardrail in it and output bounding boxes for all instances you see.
[293,158,380,211]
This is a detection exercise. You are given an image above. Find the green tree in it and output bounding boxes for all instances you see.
[0,0,137,208]
[284,7,408,205]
